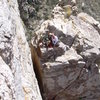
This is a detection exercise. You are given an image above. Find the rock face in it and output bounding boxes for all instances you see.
[0,0,42,100]
[77,0,100,22]
[18,0,100,30]
[36,6,100,100]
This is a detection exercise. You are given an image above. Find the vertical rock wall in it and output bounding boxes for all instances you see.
[35,6,100,100]
[0,0,42,100]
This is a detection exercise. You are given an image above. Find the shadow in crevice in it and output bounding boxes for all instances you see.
[92,24,100,35]
[30,43,45,99]
[41,47,65,63]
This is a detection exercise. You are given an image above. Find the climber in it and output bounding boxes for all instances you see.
[40,29,51,49]
[40,30,59,50]
[43,32,59,60]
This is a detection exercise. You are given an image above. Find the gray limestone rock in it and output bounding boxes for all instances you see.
[36,6,100,100]
[0,0,42,100]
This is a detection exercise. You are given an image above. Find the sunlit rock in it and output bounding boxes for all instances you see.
[0,0,42,100]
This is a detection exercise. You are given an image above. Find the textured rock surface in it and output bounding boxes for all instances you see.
[35,6,100,100]
[77,0,100,22]
[0,0,42,100]
[18,0,100,36]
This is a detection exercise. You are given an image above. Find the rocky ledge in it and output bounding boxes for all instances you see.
[35,5,100,100]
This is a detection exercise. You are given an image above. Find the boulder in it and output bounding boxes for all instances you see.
[36,7,100,99]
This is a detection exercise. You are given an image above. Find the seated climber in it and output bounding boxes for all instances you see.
[38,31,59,60]
[40,30,59,49]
